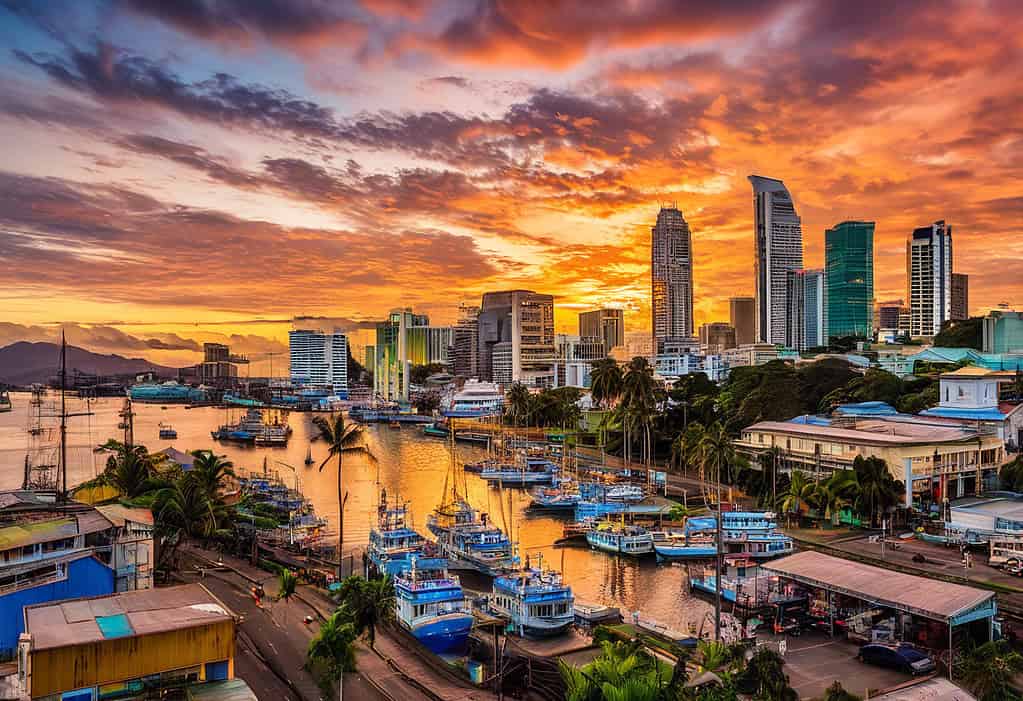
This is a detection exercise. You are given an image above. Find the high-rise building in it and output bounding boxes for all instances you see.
[786,269,825,351]
[825,220,874,340]
[554,334,605,387]
[289,329,348,395]
[750,176,803,344]
[908,220,953,337]
[699,322,737,352]
[982,310,1023,353]
[651,206,694,352]
[951,273,969,321]
[478,290,556,387]
[449,303,480,379]
[876,300,905,331]
[579,308,624,355]
[373,309,451,399]
[729,296,756,346]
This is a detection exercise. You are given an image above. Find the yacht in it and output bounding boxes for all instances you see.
[487,556,574,637]
[212,408,290,446]
[585,521,653,556]
[395,558,475,655]
[442,380,504,418]
[480,456,559,486]
[428,500,518,576]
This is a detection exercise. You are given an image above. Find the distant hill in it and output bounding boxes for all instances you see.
[0,341,176,386]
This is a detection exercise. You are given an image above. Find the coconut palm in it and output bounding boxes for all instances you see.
[699,422,735,488]
[736,647,797,701]
[780,471,812,521]
[276,568,298,624]
[590,357,623,410]
[560,640,662,701]
[334,574,395,650]
[307,610,358,679]
[189,450,235,501]
[152,474,228,569]
[313,413,375,576]
[958,640,1023,701]
[821,470,860,525]
[853,456,902,527]
[505,382,532,426]
[670,422,705,477]
[96,440,166,498]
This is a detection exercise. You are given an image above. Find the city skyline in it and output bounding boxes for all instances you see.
[2,2,1022,371]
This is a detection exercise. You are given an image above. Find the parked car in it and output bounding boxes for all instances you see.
[1001,558,1023,576]
[858,643,936,675]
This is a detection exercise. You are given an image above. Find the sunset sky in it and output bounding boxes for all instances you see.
[1,1,1022,372]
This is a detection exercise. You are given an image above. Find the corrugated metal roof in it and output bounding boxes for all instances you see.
[75,509,113,535]
[762,551,993,622]
[95,503,154,527]
[188,680,259,701]
[745,419,988,446]
[0,517,77,551]
[873,678,977,701]
[25,583,234,650]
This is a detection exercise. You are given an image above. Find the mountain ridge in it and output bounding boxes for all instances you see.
[0,341,176,385]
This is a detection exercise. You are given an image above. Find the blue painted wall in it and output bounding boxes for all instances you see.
[0,556,115,657]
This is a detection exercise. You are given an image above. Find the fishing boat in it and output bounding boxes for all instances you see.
[487,555,574,637]
[528,477,581,511]
[455,432,491,445]
[684,511,794,559]
[651,530,717,561]
[158,422,178,440]
[428,500,518,576]
[585,521,653,556]
[480,456,559,486]
[212,408,290,446]
[395,557,475,655]
[304,446,314,466]
[574,601,622,626]
[368,494,447,577]
[690,556,771,607]
[422,422,449,438]
[0,389,11,413]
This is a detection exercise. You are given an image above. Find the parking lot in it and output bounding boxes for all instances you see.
[760,631,913,699]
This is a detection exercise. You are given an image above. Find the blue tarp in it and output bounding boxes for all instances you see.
[96,613,134,639]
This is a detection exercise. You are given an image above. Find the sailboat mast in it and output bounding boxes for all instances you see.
[59,330,67,503]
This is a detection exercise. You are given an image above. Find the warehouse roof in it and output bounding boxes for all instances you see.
[25,583,233,650]
[95,503,154,527]
[743,419,991,446]
[762,551,994,622]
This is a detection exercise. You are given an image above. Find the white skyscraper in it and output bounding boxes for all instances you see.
[289,329,349,395]
[908,220,953,337]
[750,175,803,344]
[651,206,694,352]
[786,269,825,351]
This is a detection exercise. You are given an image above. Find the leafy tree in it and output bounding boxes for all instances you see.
[313,414,375,576]
[820,470,861,525]
[307,610,357,680]
[505,382,532,426]
[189,450,235,500]
[735,647,797,701]
[334,575,395,650]
[933,317,983,349]
[853,456,904,526]
[412,390,441,414]
[821,681,861,701]
[1000,456,1023,492]
[670,422,706,476]
[958,640,1023,701]
[699,422,736,487]
[796,358,859,415]
[896,382,939,414]
[717,361,804,431]
[408,362,447,385]
[278,568,298,603]
[559,640,675,701]
[591,357,624,409]
[819,368,904,413]
[780,471,812,521]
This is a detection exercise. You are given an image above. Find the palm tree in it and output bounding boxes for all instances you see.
[853,456,902,527]
[96,440,165,498]
[670,422,705,478]
[698,422,735,642]
[505,382,532,426]
[276,568,298,624]
[335,575,395,650]
[958,640,1023,701]
[307,610,357,680]
[313,413,375,577]
[780,471,812,522]
[821,470,860,525]
[590,358,623,410]
[559,640,663,701]
[737,647,797,700]
[189,450,235,500]
[821,681,862,701]
[153,476,226,539]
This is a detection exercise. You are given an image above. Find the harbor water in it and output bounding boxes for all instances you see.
[0,393,715,632]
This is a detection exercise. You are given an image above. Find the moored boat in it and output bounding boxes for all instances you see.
[395,558,475,655]
[487,556,574,637]
[585,521,653,556]
[428,499,518,576]
[651,530,717,561]
[368,494,447,577]
[158,422,178,440]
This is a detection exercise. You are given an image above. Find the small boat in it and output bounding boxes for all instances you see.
[487,556,574,637]
[651,530,717,561]
[389,419,401,429]
[395,557,475,655]
[585,521,653,556]
[529,479,581,511]
[574,601,622,626]
[455,431,491,445]
[304,446,314,466]
[0,389,11,413]
[480,456,559,486]
[422,423,448,438]
[633,614,699,647]
[428,500,518,576]
[158,423,178,440]
[368,493,447,577]
[690,556,770,607]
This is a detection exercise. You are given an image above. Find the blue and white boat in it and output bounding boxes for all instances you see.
[442,380,504,418]
[690,556,771,607]
[395,558,475,655]
[428,500,518,575]
[487,555,574,637]
[585,521,653,556]
[529,478,581,511]
[368,496,446,577]
[651,530,717,561]
[685,512,794,560]
[480,456,559,486]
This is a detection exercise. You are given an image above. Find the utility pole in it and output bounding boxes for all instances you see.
[59,331,67,504]
[715,457,723,640]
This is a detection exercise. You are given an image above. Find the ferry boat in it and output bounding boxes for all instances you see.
[585,521,654,556]
[442,380,504,418]
[487,556,574,637]
[685,512,795,560]
[428,500,518,575]
[395,558,475,655]
[130,381,207,403]
[0,389,11,413]
[212,408,291,446]
[651,529,717,561]
[690,556,771,607]
[158,423,178,440]
[480,456,559,486]
[368,496,447,577]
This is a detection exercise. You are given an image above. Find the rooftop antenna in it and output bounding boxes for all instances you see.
[59,330,67,504]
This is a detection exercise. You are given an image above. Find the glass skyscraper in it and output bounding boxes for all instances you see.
[825,220,875,340]
[749,176,803,345]
[651,206,694,352]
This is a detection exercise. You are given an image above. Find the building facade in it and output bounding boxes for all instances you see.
[554,334,605,388]
[750,176,804,345]
[908,220,953,337]
[951,273,969,321]
[288,330,348,395]
[651,206,694,352]
[478,290,556,387]
[786,269,825,351]
[699,322,737,352]
[578,308,624,355]
[825,220,874,340]
[372,308,452,400]
[983,310,1023,354]
[729,296,756,346]
[449,303,480,379]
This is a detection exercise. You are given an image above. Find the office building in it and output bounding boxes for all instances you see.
[651,206,694,352]
[450,303,480,379]
[579,308,624,355]
[288,329,348,395]
[825,220,874,340]
[750,175,803,344]
[877,300,908,332]
[554,334,605,388]
[786,269,825,351]
[729,296,756,346]
[478,290,556,387]
[699,322,737,352]
[908,220,953,337]
[178,342,249,385]
[373,309,451,400]
[951,273,969,321]
[983,310,1023,354]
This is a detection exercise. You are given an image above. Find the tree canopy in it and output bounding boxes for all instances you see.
[933,317,983,349]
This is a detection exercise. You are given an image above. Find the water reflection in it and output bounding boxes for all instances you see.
[0,395,713,630]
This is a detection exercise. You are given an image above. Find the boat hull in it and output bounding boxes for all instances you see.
[409,613,475,654]
[654,544,717,561]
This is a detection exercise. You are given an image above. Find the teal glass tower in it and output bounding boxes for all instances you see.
[825,221,874,339]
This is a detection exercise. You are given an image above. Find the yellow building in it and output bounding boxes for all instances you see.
[18,584,237,700]
[736,418,1005,506]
